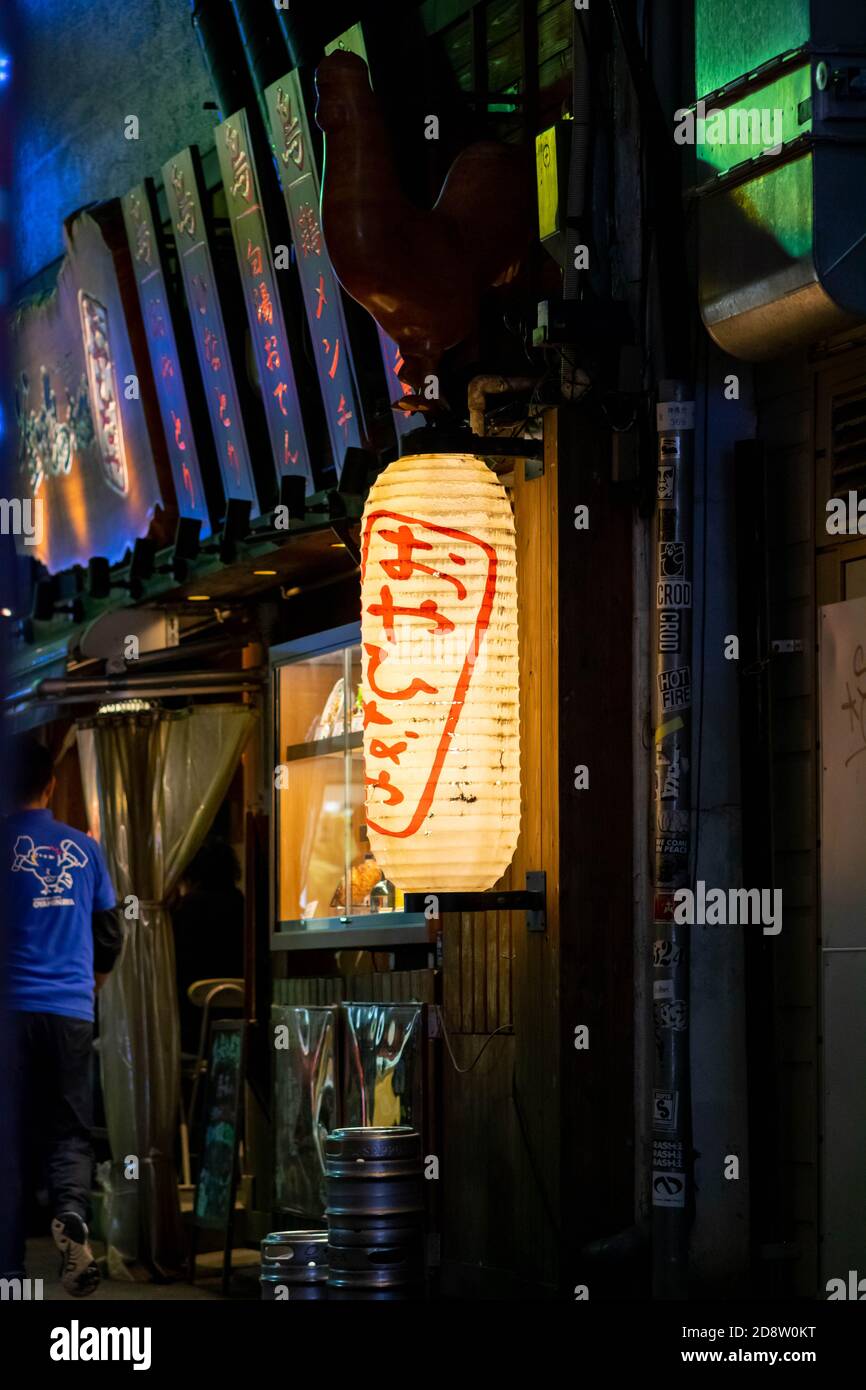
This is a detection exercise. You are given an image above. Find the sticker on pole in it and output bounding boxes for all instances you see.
[656,580,692,609]
[656,401,695,432]
[657,667,691,712]
[653,1140,684,1170]
[658,542,686,579]
[657,464,675,500]
[653,1089,678,1131]
[652,1171,686,1208]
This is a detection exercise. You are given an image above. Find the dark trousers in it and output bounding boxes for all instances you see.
[1,1011,94,1274]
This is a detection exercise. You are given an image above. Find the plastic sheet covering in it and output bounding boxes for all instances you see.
[76,705,256,1278]
[341,1005,424,1130]
[272,1006,338,1218]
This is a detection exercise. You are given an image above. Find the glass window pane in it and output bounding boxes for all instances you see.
[274,640,407,926]
[278,751,348,921]
[279,647,348,748]
[276,648,351,922]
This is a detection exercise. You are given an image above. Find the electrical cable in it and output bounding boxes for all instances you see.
[434,1003,511,1075]
[434,1011,560,1238]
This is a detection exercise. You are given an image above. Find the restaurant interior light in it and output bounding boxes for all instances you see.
[97,698,156,716]
[360,451,520,893]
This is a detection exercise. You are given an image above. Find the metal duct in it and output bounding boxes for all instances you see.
[35,668,264,704]
[692,2,866,358]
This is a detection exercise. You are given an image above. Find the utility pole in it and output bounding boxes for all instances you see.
[650,378,695,1297]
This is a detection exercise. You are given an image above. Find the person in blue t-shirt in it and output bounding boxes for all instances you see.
[1,735,122,1296]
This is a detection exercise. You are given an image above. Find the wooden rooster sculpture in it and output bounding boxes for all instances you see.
[315,51,533,412]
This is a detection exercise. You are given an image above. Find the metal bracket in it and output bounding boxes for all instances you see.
[403,871,546,933]
[525,870,547,932]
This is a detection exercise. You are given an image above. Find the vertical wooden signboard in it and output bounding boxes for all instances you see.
[215,111,314,493]
[162,148,261,516]
[264,69,365,470]
[121,182,211,534]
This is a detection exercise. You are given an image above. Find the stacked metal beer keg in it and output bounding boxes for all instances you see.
[324,1126,425,1299]
[260,1229,328,1300]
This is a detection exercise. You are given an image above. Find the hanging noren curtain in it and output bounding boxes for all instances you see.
[77,704,256,1280]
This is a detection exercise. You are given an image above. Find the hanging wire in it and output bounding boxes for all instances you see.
[434,1003,511,1074]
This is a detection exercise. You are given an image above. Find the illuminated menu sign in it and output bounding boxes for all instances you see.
[13,206,164,575]
[264,70,364,468]
[161,148,259,515]
[215,110,313,492]
[121,183,210,534]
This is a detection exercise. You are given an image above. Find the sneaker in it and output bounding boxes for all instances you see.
[51,1213,100,1297]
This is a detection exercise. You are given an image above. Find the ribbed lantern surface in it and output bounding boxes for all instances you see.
[360,452,520,892]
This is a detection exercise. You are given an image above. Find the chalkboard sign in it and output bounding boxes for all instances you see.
[189,1020,246,1291]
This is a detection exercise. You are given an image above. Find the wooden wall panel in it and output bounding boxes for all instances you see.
[556,409,635,1278]
[440,412,560,1296]
[444,863,515,1034]
[273,970,436,1005]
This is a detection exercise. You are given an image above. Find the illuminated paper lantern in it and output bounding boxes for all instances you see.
[360,452,520,892]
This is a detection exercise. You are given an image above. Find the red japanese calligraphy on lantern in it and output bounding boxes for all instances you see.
[361,510,498,839]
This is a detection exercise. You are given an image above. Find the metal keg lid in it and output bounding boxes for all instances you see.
[327,1126,418,1143]
[261,1230,328,1270]
[324,1127,421,1162]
